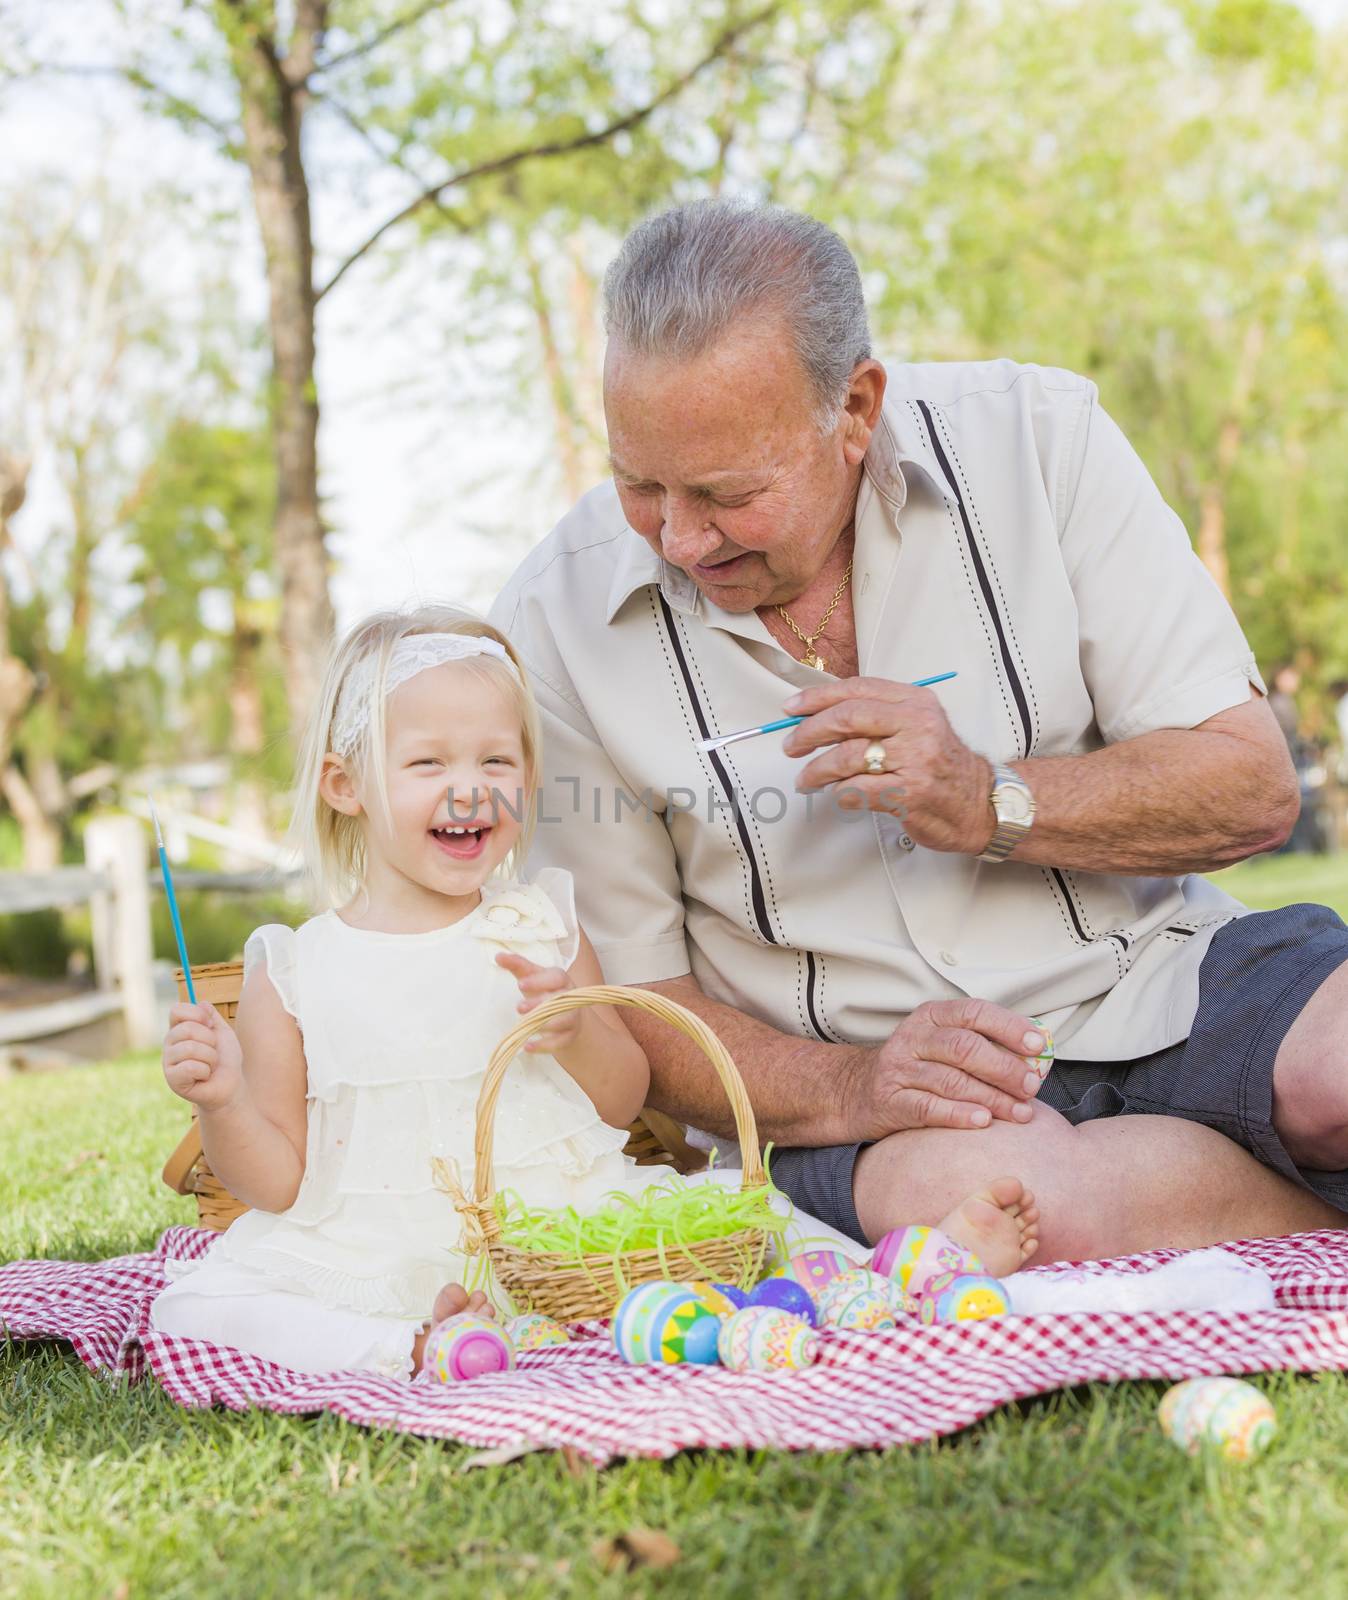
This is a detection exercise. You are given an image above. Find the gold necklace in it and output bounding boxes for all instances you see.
[775,559,853,671]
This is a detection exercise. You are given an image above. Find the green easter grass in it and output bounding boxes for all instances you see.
[3,853,1348,1599]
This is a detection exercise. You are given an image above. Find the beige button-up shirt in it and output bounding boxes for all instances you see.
[490,359,1263,1063]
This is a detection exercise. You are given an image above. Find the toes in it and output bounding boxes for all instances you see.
[981,1176,1027,1210]
[431,1283,471,1325]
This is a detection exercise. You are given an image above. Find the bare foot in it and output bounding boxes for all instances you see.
[937,1176,1040,1278]
[430,1282,493,1327]
[414,1283,496,1372]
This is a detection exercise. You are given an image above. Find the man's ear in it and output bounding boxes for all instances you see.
[841,359,887,466]
[319,754,363,816]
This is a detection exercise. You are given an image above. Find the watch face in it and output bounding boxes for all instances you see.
[995,783,1034,823]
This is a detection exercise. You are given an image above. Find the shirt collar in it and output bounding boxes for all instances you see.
[602,391,958,624]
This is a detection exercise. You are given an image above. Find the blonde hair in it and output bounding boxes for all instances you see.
[291,604,541,907]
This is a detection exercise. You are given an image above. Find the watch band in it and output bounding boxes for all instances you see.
[977,763,1036,864]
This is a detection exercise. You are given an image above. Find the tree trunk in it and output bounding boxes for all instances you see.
[1,763,62,871]
[0,453,36,770]
[228,606,271,849]
[223,4,334,737]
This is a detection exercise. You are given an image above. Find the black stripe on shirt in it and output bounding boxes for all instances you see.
[656,592,776,946]
[915,399,1034,758]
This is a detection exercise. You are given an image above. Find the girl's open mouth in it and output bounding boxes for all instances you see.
[429,823,491,860]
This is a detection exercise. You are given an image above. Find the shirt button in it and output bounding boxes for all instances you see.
[898,833,915,852]
[939,949,958,966]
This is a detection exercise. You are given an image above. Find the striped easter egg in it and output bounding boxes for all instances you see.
[814,1280,899,1333]
[611,1281,722,1366]
[870,1226,982,1304]
[774,1249,861,1302]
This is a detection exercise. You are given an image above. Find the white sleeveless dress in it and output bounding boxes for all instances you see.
[151,871,848,1377]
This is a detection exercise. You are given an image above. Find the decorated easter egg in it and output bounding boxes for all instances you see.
[611,1281,722,1366]
[824,1266,909,1312]
[717,1305,820,1372]
[815,1280,899,1333]
[749,1277,818,1326]
[1158,1378,1277,1461]
[917,1273,1010,1325]
[423,1314,516,1382]
[688,1281,744,1317]
[713,1282,751,1309]
[774,1248,861,1302]
[1025,1017,1055,1083]
[870,1226,983,1304]
[506,1313,571,1351]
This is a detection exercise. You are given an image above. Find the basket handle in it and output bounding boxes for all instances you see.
[472,983,765,1204]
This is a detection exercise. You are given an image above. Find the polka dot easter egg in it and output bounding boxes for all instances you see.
[612,1281,722,1366]
[916,1273,1010,1325]
[1158,1378,1277,1461]
[423,1314,516,1383]
[870,1226,982,1305]
[749,1277,818,1326]
[717,1305,820,1372]
[774,1248,861,1302]
[1025,1017,1055,1083]
[507,1313,571,1351]
[815,1280,899,1333]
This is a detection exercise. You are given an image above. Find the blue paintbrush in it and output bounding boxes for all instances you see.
[150,797,197,1005]
[696,671,958,753]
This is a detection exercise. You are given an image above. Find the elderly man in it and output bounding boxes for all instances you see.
[489,200,1348,1261]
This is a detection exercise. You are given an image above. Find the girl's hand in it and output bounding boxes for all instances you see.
[162,1001,246,1111]
[494,952,581,1054]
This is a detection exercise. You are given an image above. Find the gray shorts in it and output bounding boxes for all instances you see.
[770,901,1348,1246]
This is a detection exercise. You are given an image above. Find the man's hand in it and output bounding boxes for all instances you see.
[845,998,1048,1137]
[495,951,581,1053]
[162,1001,246,1112]
[782,676,992,854]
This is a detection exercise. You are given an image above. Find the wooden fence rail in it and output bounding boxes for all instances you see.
[0,815,302,1053]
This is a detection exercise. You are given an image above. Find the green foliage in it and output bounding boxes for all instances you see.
[149,888,305,967]
[0,909,73,979]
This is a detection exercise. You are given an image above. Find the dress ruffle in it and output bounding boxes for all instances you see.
[183,871,666,1323]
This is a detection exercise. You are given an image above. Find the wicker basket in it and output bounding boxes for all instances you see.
[437,983,770,1321]
[162,963,704,1231]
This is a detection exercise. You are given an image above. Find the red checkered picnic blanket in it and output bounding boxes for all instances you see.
[4,1227,1348,1464]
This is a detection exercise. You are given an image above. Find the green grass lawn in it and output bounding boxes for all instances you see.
[4,855,1348,1599]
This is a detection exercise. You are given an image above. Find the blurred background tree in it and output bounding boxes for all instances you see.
[0,0,1344,878]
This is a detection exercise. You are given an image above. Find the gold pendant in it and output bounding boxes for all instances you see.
[804,650,825,671]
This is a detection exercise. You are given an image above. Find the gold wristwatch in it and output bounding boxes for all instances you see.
[977,763,1036,864]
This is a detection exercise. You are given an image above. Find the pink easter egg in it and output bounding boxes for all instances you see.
[775,1248,861,1302]
[870,1226,983,1304]
[424,1313,516,1382]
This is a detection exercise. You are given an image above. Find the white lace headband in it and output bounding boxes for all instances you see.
[331,633,518,756]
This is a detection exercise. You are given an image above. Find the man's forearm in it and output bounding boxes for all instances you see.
[992,724,1297,876]
[628,974,867,1146]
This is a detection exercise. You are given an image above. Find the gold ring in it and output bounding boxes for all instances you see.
[863,741,887,775]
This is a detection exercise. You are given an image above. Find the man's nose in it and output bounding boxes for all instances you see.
[660,502,719,567]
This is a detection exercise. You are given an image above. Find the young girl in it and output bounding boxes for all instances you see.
[152,606,1038,1377]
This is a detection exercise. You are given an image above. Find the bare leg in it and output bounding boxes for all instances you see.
[855,1103,1344,1264]
[1272,958,1348,1168]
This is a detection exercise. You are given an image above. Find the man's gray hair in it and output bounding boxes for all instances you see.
[602,200,872,427]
